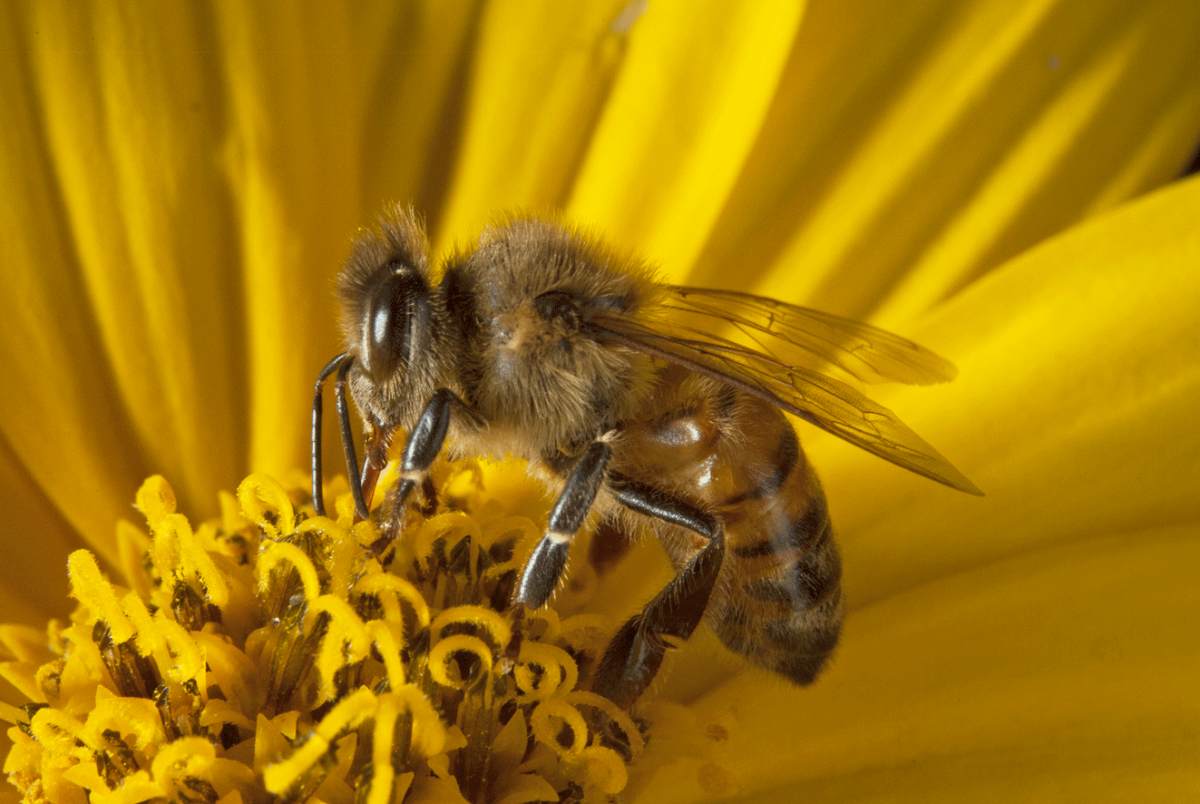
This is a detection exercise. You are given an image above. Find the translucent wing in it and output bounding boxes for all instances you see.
[587,312,982,495]
[662,287,957,385]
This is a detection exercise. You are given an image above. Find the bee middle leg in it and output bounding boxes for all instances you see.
[513,440,613,610]
[503,440,613,665]
[593,478,725,708]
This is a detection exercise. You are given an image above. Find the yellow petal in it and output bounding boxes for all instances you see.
[569,0,807,282]
[434,1,637,244]
[0,438,76,625]
[1,4,484,546]
[810,174,1200,609]
[2,6,245,512]
[639,523,1200,802]
[0,5,146,559]
[208,5,396,476]
[648,171,1200,744]
[688,1,1200,320]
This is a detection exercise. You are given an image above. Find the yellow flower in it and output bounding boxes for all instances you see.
[3,2,1200,802]
[2,469,647,803]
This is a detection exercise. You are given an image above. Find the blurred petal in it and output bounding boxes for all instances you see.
[212,5,369,479]
[4,3,1199,798]
[0,437,73,625]
[811,174,1200,609]
[433,0,635,244]
[569,0,806,282]
[0,21,148,563]
[638,523,1200,802]
[686,0,1200,320]
[351,2,486,214]
[1,5,244,521]
[652,175,1200,768]
[0,4,482,553]
[436,0,808,280]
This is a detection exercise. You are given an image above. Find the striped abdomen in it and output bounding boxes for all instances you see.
[708,400,842,684]
[613,374,842,685]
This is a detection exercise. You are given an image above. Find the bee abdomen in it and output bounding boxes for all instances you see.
[715,466,843,686]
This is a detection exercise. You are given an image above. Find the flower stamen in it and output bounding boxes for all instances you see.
[3,465,685,802]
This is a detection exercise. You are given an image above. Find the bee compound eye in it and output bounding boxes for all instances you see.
[361,263,430,381]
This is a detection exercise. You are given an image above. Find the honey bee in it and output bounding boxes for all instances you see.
[312,205,981,707]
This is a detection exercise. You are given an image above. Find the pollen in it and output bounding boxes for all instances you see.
[0,464,702,804]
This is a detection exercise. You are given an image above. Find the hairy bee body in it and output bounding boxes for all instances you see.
[315,205,976,705]
[338,211,659,463]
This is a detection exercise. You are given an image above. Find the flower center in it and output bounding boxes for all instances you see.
[0,465,663,804]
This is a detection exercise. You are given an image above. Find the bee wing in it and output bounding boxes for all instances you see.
[662,287,957,385]
[589,316,982,495]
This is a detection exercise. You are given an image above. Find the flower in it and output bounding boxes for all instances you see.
[3,469,654,803]
[4,2,1200,802]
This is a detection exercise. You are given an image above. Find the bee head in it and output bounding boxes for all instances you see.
[336,206,441,408]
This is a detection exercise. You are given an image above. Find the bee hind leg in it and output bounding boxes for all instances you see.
[593,479,725,708]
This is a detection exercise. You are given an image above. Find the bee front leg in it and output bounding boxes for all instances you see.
[594,478,725,709]
[332,356,377,521]
[311,352,350,517]
[374,388,472,549]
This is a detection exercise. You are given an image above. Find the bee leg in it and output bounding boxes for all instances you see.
[512,440,613,611]
[311,352,349,517]
[314,353,399,523]
[333,357,374,521]
[588,515,633,576]
[505,441,611,665]
[375,388,473,546]
[417,475,438,517]
[594,479,724,708]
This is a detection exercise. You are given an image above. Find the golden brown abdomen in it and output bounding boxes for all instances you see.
[612,371,842,685]
[710,422,841,685]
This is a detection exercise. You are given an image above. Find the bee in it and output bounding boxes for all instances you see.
[312,205,981,707]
